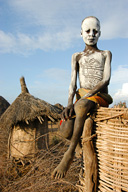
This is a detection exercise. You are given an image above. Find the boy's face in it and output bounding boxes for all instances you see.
[81,18,101,46]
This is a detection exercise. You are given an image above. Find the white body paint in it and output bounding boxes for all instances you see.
[68,17,112,105]
[52,16,112,180]
[79,51,105,89]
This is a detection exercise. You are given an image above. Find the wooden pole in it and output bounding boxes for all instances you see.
[20,76,29,94]
[81,117,97,192]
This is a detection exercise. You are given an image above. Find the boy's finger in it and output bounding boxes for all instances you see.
[65,108,69,119]
[69,108,73,117]
[61,111,65,120]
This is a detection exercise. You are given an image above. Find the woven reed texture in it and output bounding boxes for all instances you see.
[9,117,49,159]
[94,107,128,192]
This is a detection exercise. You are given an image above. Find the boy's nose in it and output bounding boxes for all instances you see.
[89,30,95,37]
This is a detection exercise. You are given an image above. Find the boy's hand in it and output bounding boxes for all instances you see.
[61,104,74,120]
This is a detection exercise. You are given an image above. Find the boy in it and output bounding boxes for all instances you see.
[52,16,112,179]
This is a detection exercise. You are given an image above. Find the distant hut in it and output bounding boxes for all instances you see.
[0,96,10,117]
[0,77,62,160]
[55,103,64,111]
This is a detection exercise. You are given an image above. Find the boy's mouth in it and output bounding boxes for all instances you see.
[88,38,95,41]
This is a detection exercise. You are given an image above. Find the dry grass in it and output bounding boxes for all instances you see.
[1,107,128,191]
[0,132,82,192]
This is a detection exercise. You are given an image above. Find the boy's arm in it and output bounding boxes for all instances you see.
[82,50,112,98]
[68,53,78,106]
[62,53,78,119]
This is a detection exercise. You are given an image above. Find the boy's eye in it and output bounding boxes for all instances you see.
[86,29,90,33]
[93,29,98,34]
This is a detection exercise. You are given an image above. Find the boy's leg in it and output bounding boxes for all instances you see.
[60,119,82,157]
[59,119,74,139]
[52,99,95,179]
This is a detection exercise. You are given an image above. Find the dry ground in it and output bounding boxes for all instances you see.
[0,124,82,192]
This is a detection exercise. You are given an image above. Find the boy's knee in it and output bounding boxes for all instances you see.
[74,99,87,116]
[60,120,74,139]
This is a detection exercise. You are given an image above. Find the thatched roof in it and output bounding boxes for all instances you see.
[54,103,65,111]
[0,77,62,132]
[0,96,10,117]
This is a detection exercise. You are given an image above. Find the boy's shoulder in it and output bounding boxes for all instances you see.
[71,50,112,62]
[72,52,82,57]
[101,50,112,58]
[72,52,83,62]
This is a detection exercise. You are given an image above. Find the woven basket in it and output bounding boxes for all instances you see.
[94,107,128,192]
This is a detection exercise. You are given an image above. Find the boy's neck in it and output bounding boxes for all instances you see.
[84,44,99,52]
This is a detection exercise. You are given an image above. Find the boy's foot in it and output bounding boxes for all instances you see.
[52,150,74,179]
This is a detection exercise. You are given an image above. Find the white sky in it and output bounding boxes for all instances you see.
[0,0,128,106]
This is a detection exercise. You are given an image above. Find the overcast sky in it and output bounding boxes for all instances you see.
[0,0,128,106]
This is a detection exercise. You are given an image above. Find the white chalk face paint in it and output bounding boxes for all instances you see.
[81,18,101,46]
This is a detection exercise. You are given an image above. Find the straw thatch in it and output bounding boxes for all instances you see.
[0,96,10,117]
[0,78,62,131]
[0,77,62,160]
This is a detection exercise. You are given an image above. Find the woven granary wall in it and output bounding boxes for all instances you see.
[9,117,49,159]
[94,107,128,192]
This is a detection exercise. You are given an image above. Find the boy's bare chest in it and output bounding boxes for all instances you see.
[78,52,105,71]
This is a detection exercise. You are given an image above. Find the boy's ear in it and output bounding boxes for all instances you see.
[99,30,101,37]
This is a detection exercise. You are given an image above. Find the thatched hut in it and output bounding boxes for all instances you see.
[0,77,62,160]
[0,96,10,117]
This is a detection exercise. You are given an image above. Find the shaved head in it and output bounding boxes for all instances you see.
[81,16,100,29]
